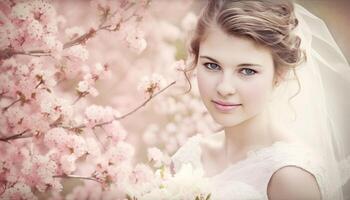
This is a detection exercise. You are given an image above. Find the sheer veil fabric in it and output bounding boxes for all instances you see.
[268,3,350,199]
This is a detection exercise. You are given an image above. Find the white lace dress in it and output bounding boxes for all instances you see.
[171,131,335,200]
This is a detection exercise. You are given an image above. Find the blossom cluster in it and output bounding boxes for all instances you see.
[0,0,159,199]
[0,0,209,199]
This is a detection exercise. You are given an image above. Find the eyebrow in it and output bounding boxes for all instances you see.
[199,55,263,67]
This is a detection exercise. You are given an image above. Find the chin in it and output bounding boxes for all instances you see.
[211,113,246,128]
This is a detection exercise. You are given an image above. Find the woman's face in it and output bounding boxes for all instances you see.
[196,27,276,127]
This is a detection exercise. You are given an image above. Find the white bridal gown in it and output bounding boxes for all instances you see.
[171,131,333,200]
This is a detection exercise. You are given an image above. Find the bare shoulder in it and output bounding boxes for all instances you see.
[267,166,322,200]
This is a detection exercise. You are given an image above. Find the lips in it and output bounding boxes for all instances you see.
[211,100,241,112]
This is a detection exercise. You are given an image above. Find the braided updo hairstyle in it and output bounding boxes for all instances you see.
[185,0,305,96]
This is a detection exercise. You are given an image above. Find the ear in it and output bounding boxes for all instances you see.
[273,67,288,87]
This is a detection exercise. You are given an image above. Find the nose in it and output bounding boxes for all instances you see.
[216,73,236,97]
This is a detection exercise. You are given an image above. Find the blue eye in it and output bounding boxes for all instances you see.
[204,63,221,71]
[240,68,257,76]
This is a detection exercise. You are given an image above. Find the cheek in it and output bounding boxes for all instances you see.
[240,77,273,109]
[197,69,217,98]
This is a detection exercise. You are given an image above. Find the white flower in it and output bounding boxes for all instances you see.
[165,163,210,200]
[128,163,211,200]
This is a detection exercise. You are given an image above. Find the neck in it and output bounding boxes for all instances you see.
[223,109,275,161]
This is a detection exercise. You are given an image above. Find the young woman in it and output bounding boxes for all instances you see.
[172,0,349,199]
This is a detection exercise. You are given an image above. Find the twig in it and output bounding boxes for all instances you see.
[0,48,51,60]
[115,80,176,120]
[1,80,176,141]
[2,98,21,113]
[53,174,102,184]
[0,129,31,143]
[72,92,88,105]
[64,81,176,131]
[0,2,141,60]
[63,28,97,49]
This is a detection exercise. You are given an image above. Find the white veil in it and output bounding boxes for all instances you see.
[268,3,350,199]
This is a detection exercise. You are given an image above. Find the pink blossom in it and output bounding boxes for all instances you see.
[44,127,69,151]
[106,142,135,165]
[64,45,89,62]
[29,0,56,24]
[26,20,44,40]
[76,80,90,93]
[1,182,37,200]
[0,74,15,97]
[22,113,51,135]
[103,121,127,143]
[90,63,110,80]
[84,105,118,127]
[37,91,73,123]
[93,161,132,188]
[4,106,26,127]
[129,164,154,185]
[137,73,167,97]
[85,137,101,157]
[42,34,62,54]
[0,0,194,198]
[21,154,60,192]
[15,76,38,100]
[11,3,33,21]
[32,66,57,88]
[75,78,98,97]
[147,147,170,168]
[60,154,77,174]
[66,134,88,158]
[125,28,147,54]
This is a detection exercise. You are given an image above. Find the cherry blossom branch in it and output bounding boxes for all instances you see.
[64,80,176,131]
[0,48,52,60]
[2,80,44,113]
[72,92,89,105]
[0,80,176,141]
[63,28,97,49]
[2,98,21,113]
[0,2,142,60]
[53,174,102,184]
[0,129,31,143]
[115,80,176,120]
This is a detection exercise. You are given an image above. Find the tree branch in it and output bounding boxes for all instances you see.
[0,1,141,61]
[64,80,176,131]
[1,98,21,113]
[53,174,102,184]
[0,129,31,143]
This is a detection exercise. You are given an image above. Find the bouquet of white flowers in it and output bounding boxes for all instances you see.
[126,163,211,200]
